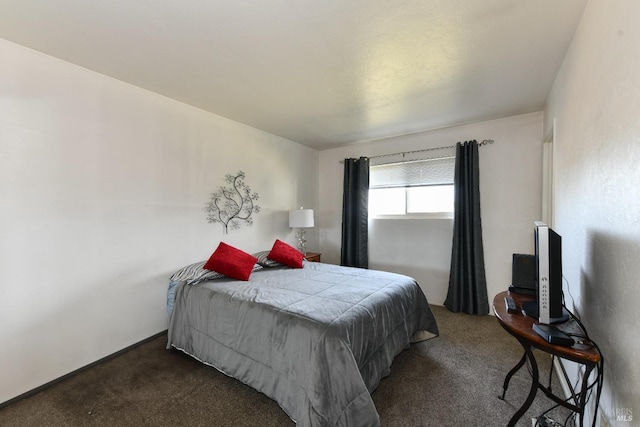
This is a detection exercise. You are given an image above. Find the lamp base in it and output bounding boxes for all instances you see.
[295,229,307,255]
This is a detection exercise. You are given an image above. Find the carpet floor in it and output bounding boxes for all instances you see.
[0,305,573,426]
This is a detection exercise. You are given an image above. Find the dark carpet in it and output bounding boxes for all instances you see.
[0,305,572,426]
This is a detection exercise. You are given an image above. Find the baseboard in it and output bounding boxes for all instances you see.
[0,330,168,410]
[553,356,573,401]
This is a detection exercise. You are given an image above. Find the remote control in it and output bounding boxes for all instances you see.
[504,296,518,313]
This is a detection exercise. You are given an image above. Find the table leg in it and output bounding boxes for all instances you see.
[501,351,527,400]
[507,343,539,427]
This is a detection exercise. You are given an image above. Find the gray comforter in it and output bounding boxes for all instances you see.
[167,262,438,426]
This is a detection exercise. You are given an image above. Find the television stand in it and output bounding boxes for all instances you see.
[521,300,570,323]
[493,291,601,427]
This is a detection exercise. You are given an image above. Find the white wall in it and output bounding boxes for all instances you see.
[319,113,544,305]
[0,39,318,405]
[544,0,640,423]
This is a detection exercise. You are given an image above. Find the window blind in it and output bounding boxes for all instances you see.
[369,156,455,189]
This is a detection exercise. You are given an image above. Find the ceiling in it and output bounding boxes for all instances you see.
[0,0,588,150]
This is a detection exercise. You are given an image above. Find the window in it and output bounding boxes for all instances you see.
[369,156,455,217]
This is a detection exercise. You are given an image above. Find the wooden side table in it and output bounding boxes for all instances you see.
[493,291,601,427]
[304,252,321,262]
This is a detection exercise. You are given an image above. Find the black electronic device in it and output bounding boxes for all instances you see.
[509,253,536,295]
[532,323,574,347]
[521,222,570,324]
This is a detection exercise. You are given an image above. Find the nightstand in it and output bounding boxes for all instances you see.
[304,252,321,262]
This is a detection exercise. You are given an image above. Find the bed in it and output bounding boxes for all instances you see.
[166,259,439,427]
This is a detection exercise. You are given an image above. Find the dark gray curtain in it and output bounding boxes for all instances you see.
[341,157,369,268]
[445,141,489,315]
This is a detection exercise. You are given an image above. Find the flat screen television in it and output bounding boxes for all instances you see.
[521,221,569,324]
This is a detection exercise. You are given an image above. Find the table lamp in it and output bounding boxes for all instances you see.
[289,208,314,254]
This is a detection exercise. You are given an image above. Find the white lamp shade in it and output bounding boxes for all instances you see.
[289,209,314,228]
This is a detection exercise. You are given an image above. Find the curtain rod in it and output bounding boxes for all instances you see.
[338,139,494,163]
[368,139,494,161]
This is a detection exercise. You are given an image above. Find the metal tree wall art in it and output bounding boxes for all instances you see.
[205,171,260,234]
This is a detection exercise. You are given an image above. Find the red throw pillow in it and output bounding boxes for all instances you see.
[267,239,304,268]
[204,242,258,281]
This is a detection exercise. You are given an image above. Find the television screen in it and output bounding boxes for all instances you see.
[522,222,569,324]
